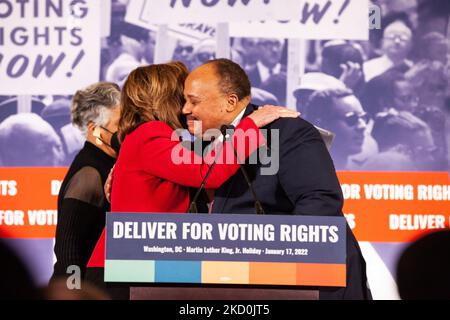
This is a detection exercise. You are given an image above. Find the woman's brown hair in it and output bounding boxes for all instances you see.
[118,61,188,142]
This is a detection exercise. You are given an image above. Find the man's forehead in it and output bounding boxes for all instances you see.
[384,21,412,35]
[335,95,363,113]
[185,66,219,91]
[189,63,216,77]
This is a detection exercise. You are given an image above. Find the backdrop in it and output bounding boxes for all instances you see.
[0,0,449,299]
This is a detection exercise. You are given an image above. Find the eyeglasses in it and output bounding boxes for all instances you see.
[384,34,411,42]
[195,52,216,63]
[395,94,419,104]
[259,40,283,48]
[100,126,115,135]
[175,45,193,54]
[343,111,369,126]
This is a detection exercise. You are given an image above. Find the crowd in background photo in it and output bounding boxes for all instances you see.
[0,0,450,301]
[1,0,449,172]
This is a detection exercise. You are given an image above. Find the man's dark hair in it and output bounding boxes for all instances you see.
[372,110,429,152]
[360,67,405,117]
[305,88,354,125]
[206,58,251,100]
[321,43,364,79]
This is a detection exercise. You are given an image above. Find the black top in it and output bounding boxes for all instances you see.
[52,141,115,281]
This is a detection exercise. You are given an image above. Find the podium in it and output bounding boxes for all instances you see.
[130,286,318,300]
[105,213,346,300]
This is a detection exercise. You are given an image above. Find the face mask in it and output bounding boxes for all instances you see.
[93,126,117,150]
[110,131,121,154]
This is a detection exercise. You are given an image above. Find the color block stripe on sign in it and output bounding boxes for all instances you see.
[155,260,201,283]
[249,262,297,285]
[105,260,346,286]
[202,261,249,284]
[105,260,155,282]
[296,263,346,287]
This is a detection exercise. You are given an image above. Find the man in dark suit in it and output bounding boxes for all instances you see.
[183,58,372,300]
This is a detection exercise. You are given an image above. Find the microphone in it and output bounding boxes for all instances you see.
[220,124,230,137]
[223,125,266,215]
[188,128,227,213]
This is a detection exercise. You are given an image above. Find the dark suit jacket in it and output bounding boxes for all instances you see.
[247,65,262,88]
[247,64,287,89]
[212,104,372,300]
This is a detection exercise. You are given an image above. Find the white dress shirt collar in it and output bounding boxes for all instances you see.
[218,107,247,143]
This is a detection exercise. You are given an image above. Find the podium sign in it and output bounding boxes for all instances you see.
[105,213,346,287]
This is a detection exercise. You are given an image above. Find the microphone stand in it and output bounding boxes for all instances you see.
[188,130,227,213]
[224,125,266,215]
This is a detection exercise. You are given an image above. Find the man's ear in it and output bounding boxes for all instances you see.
[225,94,239,112]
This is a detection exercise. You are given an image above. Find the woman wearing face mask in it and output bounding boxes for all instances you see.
[51,82,121,283]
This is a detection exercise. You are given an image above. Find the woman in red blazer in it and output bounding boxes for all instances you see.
[86,62,298,298]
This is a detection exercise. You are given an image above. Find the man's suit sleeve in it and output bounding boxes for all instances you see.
[277,119,344,216]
